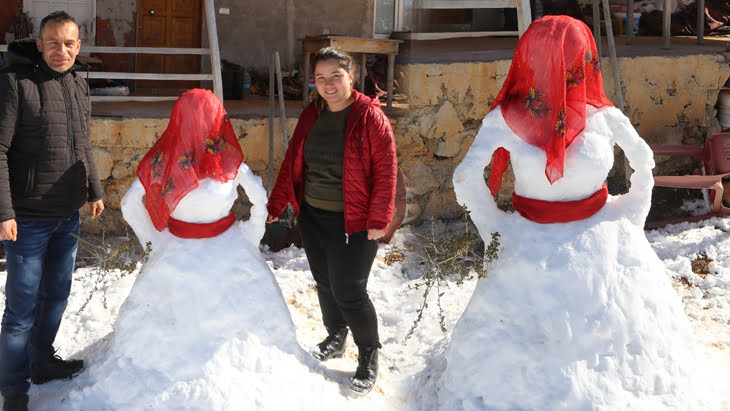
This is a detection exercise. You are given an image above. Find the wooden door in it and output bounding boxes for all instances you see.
[136,0,201,91]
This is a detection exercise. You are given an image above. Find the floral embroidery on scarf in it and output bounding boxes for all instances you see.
[178,150,195,170]
[585,50,600,72]
[566,64,586,89]
[555,109,566,136]
[151,152,165,179]
[204,135,226,155]
[524,88,551,118]
[162,177,176,198]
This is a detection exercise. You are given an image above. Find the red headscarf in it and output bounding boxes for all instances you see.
[137,89,244,231]
[488,15,613,196]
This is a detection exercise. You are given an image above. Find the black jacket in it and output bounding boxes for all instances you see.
[0,38,103,221]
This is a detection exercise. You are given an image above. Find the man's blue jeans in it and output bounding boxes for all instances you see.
[0,211,79,396]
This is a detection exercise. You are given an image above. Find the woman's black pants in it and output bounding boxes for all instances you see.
[297,202,380,349]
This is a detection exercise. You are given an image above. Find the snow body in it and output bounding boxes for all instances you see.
[62,164,333,410]
[441,106,702,410]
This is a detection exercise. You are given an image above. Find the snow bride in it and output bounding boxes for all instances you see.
[66,89,330,409]
[441,16,701,410]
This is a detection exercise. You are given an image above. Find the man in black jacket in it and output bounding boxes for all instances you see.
[0,11,104,411]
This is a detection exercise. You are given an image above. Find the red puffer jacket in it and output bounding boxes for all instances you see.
[267,90,397,235]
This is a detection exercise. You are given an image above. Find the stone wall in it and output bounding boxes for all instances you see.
[83,53,730,233]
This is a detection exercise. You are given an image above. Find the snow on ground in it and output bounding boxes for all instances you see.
[1,216,729,410]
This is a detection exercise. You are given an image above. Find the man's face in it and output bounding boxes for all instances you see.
[36,21,80,73]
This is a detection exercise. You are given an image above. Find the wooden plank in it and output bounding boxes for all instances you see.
[86,72,212,80]
[91,96,179,102]
[516,0,531,36]
[420,0,517,8]
[393,30,519,40]
[303,37,401,54]
[204,0,223,101]
[85,46,210,55]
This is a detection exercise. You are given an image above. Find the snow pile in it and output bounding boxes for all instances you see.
[443,106,707,409]
[1,218,728,409]
[54,165,342,410]
[0,113,727,408]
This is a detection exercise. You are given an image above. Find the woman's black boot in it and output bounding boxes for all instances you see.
[349,346,378,393]
[310,327,348,361]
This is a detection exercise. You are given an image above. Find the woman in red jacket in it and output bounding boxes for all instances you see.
[266,47,397,394]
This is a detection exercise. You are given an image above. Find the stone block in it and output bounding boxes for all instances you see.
[403,161,439,196]
[428,101,463,140]
[93,148,113,180]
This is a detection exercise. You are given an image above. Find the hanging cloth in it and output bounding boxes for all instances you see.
[488,15,613,196]
[137,89,244,232]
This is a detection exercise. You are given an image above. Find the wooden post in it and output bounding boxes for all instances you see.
[274,51,289,152]
[627,0,634,45]
[302,51,310,107]
[204,0,223,100]
[387,54,395,114]
[268,55,276,196]
[593,0,602,58]
[663,0,671,49]
[517,0,532,36]
[360,53,367,93]
[697,0,705,44]
[602,0,625,111]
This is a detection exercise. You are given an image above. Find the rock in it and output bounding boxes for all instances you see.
[403,161,440,196]
[422,189,461,220]
[403,201,422,225]
[427,101,463,140]
[93,148,113,180]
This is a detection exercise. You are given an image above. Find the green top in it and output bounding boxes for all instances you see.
[303,105,353,212]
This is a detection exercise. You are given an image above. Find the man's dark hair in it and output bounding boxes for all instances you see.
[39,11,77,35]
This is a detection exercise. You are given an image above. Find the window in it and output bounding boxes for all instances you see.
[24,0,96,43]
[374,0,413,38]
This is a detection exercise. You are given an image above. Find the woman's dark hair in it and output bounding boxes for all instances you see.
[40,11,77,34]
[311,47,357,112]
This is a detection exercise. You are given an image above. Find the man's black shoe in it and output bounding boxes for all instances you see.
[2,393,28,411]
[31,355,84,384]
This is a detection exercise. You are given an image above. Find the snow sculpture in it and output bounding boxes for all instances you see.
[441,16,701,410]
[66,89,327,409]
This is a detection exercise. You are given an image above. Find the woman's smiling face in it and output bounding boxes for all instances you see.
[314,58,354,112]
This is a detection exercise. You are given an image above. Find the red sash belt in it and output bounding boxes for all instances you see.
[512,183,608,224]
[167,211,236,239]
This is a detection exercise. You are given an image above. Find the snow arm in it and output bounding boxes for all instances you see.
[120,179,167,249]
[606,107,655,226]
[453,109,515,239]
[233,162,268,247]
